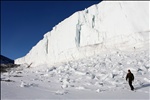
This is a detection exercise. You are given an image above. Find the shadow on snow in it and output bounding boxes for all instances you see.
[135,84,150,90]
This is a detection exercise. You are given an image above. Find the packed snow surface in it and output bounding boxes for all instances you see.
[15,1,149,66]
[1,49,150,99]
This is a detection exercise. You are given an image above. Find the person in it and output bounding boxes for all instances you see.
[126,69,134,91]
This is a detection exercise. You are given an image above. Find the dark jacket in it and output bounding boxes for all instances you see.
[126,72,134,81]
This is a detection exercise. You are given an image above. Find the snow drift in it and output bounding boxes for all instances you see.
[15,1,149,66]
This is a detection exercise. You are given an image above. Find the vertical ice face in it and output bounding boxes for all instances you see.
[75,14,81,47]
[45,36,49,54]
[15,1,149,66]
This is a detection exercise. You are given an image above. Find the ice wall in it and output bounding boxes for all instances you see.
[15,1,149,66]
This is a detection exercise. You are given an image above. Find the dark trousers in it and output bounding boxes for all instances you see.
[129,80,134,90]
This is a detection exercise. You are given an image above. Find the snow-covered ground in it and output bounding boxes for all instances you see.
[1,48,150,99]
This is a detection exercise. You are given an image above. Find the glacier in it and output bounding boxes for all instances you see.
[15,1,149,66]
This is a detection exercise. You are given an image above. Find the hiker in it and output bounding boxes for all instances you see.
[126,69,134,91]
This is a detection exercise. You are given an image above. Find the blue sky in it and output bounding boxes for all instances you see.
[1,1,101,60]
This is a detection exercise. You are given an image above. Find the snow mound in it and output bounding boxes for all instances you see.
[20,81,38,88]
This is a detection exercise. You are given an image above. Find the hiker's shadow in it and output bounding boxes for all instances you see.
[135,84,150,90]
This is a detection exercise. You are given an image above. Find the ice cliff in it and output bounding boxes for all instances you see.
[15,1,149,66]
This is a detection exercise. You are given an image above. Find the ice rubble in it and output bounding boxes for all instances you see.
[2,49,150,96]
[42,49,149,91]
[15,1,149,66]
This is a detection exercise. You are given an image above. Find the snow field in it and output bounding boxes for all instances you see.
[1,49,150,99]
